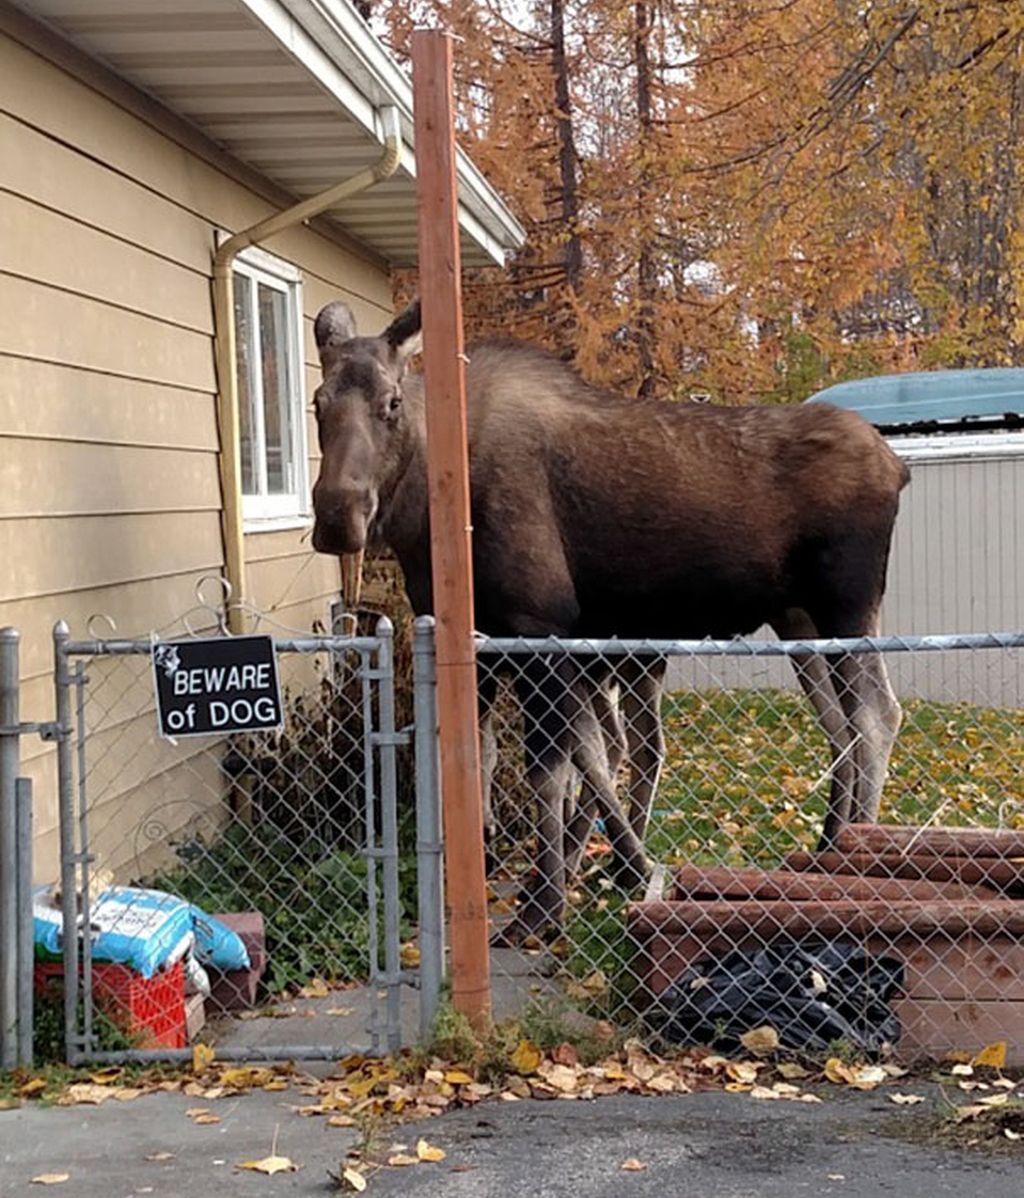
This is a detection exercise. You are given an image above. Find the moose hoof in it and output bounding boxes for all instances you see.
[490,911,563,949]
[607,854,653,894]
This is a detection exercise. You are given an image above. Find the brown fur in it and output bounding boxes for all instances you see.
[311,299,909,935]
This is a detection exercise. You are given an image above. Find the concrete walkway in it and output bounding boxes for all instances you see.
[2,1084,1020,1197]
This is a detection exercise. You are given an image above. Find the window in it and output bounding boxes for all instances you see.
[232,245,308,526]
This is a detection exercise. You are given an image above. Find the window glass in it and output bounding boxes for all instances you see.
[230,250,307,523]
[233,271,258,496]
[258,282,292,495]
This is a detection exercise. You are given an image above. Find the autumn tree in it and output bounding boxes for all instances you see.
[376,0,1024,400]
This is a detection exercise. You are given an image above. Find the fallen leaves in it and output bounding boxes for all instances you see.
[416,1139,446,1162]
[192,1043,215,1073]
[823,1059,887,1090]
[972,1041,1007,1070]
[510,1039,542,1075]
[298,977,330,999]
[341,1167,367,1191]
[237,1156,299,1175]
[889,1093,927,1106]
[30,1175,69,1186]
[56,1083,143,1106]
[739,1026,780,1056]
[621,1158,648,1171]
[185,1107,221,1125]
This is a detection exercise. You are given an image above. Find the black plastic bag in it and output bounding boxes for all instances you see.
[656,939,904,1057]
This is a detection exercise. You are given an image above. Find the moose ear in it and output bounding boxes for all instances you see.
[384,299,422,365]
[314,301,357,370]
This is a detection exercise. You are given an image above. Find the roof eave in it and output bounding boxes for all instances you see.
[246,0,526,265]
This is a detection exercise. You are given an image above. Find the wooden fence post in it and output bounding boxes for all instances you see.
[411,29,492,1029]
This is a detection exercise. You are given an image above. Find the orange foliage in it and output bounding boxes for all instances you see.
[376,0,1024,401]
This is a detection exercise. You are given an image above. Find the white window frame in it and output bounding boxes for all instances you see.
[230,241,310,530]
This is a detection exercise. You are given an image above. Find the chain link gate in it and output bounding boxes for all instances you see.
[45,615,443,1065]
[478,631,1024,1063]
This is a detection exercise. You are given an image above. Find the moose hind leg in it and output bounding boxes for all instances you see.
[619,657,666,842]
[564,673,626,883]
[833,638,902,826]
[775,610,856,849]
[569,677,651,893]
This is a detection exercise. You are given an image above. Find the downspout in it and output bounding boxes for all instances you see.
[213,106,402,633]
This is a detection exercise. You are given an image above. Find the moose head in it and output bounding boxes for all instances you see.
[310,299,422,555]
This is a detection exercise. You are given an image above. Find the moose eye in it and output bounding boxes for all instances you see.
[385,392,402,418]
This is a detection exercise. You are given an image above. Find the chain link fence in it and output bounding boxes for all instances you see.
[477,632,1024,1064]
[39,617,442,1065]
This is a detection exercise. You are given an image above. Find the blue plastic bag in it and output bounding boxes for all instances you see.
[189,906,250,972]
[33,886,194,979]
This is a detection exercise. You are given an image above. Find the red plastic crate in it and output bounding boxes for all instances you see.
[35,959,187,1050]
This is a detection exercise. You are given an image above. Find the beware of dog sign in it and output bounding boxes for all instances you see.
[152,635,283,737]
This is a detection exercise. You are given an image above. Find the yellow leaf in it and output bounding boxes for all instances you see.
[30,1176,70,1186]
[739,1026,779,1057]
[776,1062,810,1080]
[824,1058,855,1085]
[328,1115,356,1128]
[192,1043,215,1073]
[444,1071,475,1085]
[387,1153,419,1167]
[89,1068,123,1086]
[299,978,330,999]
[510,1039,542,1075]
[185,1107,221,1125]
[237,1155,298,1175]
[724,1082,753,1093]
[621,1158,648,1171]
[327,1008,355,1017]
[400,943,421,967]
[18,1078,47,1097]
[416,1139,446,1162]
[725,1061,760,1084]
[144,1152,175,1161]
[342,1167,367,1191]
[889,1094,926,1106]
[219,1067,275,1090]
[972,1041,1007,1070]
[56,1084,116,1106]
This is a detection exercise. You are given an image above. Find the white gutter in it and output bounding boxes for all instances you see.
[241,0,526,261]
[888,430,1024,463]
[213,106,402,633]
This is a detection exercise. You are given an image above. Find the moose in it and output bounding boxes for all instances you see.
[310,298,909,940]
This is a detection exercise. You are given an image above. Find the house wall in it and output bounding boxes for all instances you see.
[0,28,394,881]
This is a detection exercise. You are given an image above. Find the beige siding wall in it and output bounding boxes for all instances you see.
[0,31,394,881]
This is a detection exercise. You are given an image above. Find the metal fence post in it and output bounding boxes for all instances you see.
[16,777,33,1067]
[0,627,20,1069]
[52,621,81,1065]
[374,617,403,1054]
[413,616,444,1040]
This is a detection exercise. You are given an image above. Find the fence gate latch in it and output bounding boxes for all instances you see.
[369,731,410,748]
[0,721,63,741]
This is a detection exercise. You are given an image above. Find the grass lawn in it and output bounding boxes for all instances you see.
[646,687,1024,868]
